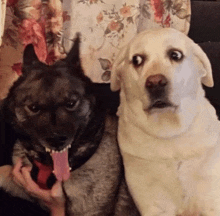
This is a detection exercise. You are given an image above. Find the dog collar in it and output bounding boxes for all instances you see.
[33,160,53,190]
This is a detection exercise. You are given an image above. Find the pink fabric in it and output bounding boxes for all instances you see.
[19,19,47,62]
[151,0,164,23]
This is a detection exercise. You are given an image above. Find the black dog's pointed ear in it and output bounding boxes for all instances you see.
[65,33,81,66]
[23,44,40,66]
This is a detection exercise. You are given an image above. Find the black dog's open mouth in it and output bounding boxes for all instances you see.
[45,144,71,153]
[40,139,73,182]
[46,145,71,182]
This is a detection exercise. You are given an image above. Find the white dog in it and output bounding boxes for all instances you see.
[111,28,220,215]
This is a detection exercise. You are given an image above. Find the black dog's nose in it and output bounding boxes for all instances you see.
[146,74,168,89]
[57,136,68,142]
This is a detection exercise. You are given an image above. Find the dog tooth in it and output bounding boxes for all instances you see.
[52,150,55,153]
[69,167,72,171]
[45,147,50,152]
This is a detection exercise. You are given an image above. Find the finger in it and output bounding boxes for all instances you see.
[12,158,22,175]
[21,167,51,202]
[51,181,64,198]
[0,165,12,178]
[12,158,26,186]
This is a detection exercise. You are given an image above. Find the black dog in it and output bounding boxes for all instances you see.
[0,34,139,216]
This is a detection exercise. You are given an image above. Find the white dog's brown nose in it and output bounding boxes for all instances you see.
[145,74,168,101]
[146,74,168,89]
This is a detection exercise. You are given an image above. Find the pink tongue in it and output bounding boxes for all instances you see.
[51,149,70,181]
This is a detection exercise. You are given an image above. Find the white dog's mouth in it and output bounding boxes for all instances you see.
[151,100,170,108]
[147,99,176,112]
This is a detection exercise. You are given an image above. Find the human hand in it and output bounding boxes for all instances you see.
[12,158,65,214]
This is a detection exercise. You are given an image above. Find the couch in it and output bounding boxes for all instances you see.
[0,1,220,216]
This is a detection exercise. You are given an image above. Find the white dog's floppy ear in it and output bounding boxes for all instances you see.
[192,43,214,87]
[110,46,128,91]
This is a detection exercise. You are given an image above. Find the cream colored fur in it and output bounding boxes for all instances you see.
[111,28,220,215]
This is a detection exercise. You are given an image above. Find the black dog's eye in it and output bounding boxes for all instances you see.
[132,55,144,67]
[26,104,41,114]
[65,100,79,111]
[169,50,183,61]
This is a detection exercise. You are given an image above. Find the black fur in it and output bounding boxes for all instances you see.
[3,38,105,169]
[1,34,139,216]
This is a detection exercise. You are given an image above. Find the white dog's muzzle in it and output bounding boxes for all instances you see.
[145,73,175,112]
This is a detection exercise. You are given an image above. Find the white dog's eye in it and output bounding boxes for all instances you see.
[132,55,144,66]
[169,50,183,61]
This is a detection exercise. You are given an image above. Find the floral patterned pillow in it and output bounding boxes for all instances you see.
[137,0,191,33]
[0,0,6,45]
[0,0,191,99]
[0,0,64,98]
[62,0,191,83]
